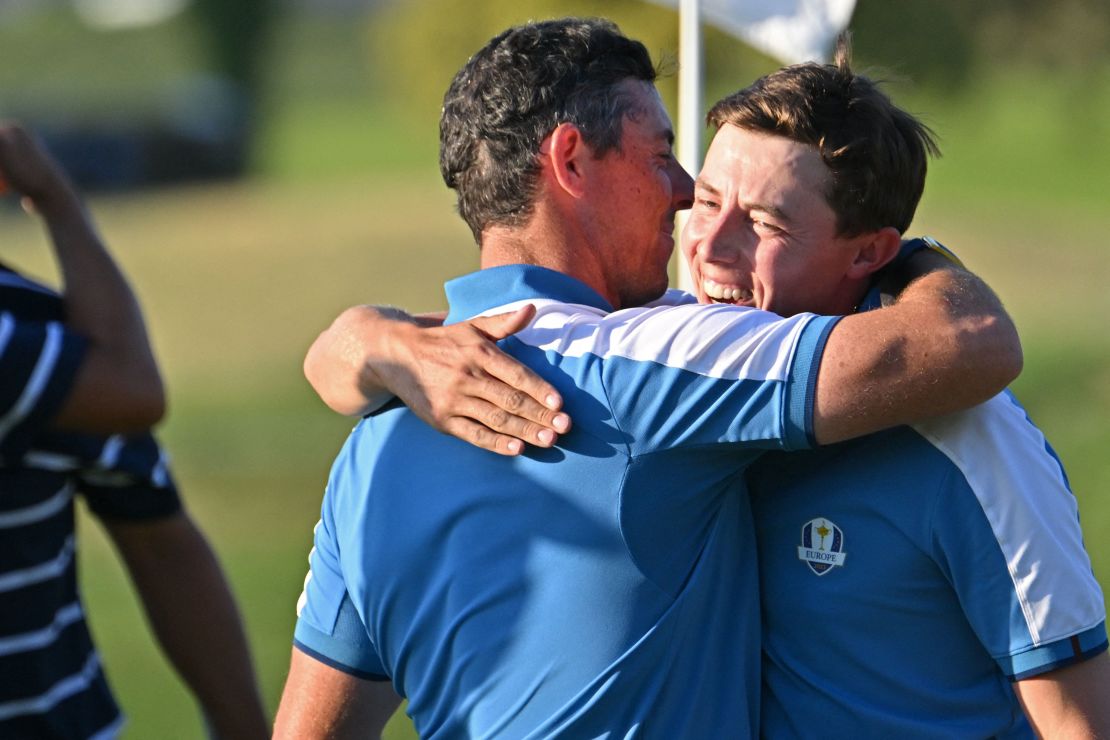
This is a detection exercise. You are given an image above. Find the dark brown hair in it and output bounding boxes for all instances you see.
[439,18,657,244]
[707,34,939,236]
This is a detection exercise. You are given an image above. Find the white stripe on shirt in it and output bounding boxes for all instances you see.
[914,392,1106,645]
[0,649,101,721]
[88,714,125,740]
[0,536,76,594]
[22,449,81,472]
[97,435,124,469]
[0,482,74,529]
[501,300,812,383]
[0,601,84,656]
[0,321,66,443]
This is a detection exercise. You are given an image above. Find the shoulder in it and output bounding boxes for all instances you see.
[518,300,831,381]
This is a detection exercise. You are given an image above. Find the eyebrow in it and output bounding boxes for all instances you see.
[693,177,720,196]
[693,177,792,222]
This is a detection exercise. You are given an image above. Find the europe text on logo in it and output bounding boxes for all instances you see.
[798,517,847,576]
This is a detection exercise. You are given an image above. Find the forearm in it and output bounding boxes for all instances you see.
[104,514,268,740]
[38,186,162,394]
[815,254,1022,444]
[304,305,420,416]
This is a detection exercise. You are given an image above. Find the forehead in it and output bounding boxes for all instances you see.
[699,124,829,201]
[618,80,673,143]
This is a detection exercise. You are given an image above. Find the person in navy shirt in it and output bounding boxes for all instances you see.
[0,124,267,739]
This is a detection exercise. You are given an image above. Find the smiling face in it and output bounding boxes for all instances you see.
[587,80,694,309]
[681,124,868,317]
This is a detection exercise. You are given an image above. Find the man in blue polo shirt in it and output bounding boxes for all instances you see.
[311,35,1107,736]
[0,124,266,739]
[694,50,1109,737]
[278,19,1023,738]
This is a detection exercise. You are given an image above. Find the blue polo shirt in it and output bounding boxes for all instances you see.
[749,384,1106,738]
[295,265,840,738]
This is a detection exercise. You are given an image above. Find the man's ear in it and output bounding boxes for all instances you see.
[846,227,902,280]
[542,123,589,199]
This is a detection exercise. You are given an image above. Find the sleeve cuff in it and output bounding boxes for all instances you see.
[785,314,842,450]
[1004,622,1108,680]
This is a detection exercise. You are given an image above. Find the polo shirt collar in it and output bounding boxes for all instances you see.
[444,265,614,325]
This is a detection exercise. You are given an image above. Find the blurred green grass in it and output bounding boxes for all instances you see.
[2,8,1108,739]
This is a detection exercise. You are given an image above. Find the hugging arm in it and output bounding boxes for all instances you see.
[305,252,1019,453]
[811,250,1022,445]
[304,303,570,455]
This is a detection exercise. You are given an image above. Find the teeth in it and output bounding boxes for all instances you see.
[703,279,750,302]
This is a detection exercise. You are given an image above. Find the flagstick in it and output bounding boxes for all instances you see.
[675,0,702,293]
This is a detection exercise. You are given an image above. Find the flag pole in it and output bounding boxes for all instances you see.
[675,0,701,293]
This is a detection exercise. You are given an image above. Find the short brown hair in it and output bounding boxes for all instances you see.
[706,34,938,236]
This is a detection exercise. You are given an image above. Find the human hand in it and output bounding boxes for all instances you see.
[379,305,572,456]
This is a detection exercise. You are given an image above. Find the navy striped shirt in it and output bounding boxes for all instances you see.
[0,264,180,739]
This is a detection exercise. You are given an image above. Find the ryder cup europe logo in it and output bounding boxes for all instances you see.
[798,518,847,576]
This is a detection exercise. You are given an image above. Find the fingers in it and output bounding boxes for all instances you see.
[477,375,571,438]
[463,396,569,449]
[444,418,528,457]
[473,304,537,341]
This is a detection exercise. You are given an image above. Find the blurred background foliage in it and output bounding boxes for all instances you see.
[1,1,1108,738]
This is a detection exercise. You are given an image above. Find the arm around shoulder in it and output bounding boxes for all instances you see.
[813,250,1022,445]
[304,302,570,455]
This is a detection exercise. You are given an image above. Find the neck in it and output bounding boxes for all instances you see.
[479,202,614,305]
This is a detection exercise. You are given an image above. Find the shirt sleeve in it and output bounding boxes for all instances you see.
[921,391,1108,680]
[0,313,87,460]
[582,303,839,454]
[293,478,388,680]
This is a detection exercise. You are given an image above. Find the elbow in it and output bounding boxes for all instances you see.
[128,372,167,430]
[984,312,1023,387]
[957,312,1023,396]
[304,335,368,417]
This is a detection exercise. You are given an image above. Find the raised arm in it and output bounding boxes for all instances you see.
[304,303,570,455]
[0,123,164,432]
[813,250,1022,445]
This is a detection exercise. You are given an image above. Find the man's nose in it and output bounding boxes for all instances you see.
[670,161,694,210]
[699,210,748,265]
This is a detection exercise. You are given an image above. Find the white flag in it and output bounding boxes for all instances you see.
[647,0,857,64]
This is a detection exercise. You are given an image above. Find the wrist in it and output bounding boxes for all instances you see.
[30,181,84,221]
[353,306,419,405]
